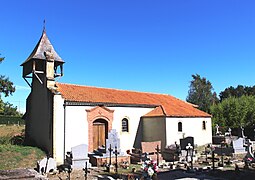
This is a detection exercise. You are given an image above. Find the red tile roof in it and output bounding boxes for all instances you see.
[56,83,211,117]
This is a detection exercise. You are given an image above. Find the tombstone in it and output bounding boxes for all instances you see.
[141,141,163,163]
[180,136,194,150]
[38,157,56,174]
[71,144,91,169]
[179,137,195,163]
[105,129,125,156]
[212,136,225,145]
[232,138,246,154]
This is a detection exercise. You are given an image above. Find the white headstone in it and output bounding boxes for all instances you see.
[71,144,91,169]
[233,137,245,154]
[105,129,125,156]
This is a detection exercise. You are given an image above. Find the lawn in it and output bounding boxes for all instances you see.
[0,125,45,170]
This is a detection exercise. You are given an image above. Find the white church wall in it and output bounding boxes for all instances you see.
[53,95,65,164]
[109,107,154,153]
[65,106,89,152]
[165,117,212,147]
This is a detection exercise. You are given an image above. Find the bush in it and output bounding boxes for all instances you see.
[0,116,24,125]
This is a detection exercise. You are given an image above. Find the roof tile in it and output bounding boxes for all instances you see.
[56,83,211,117]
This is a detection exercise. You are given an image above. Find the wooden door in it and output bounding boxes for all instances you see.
[93,122,106,150]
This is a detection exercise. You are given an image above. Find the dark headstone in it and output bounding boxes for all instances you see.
[180,137,194,150]
[212,136,225,145]
[214,147,234,156]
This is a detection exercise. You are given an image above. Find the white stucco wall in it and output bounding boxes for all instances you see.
[53,95,65,163]
[56,104,153,159]
[109,107,154,152]
[65,106,89,152]
[165,117,212,147]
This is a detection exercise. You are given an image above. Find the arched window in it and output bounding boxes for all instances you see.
[178,122,182,132]
[202,121,206,130]
[122,118,129,132]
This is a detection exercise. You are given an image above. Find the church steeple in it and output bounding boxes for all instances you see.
[21,28,64,88]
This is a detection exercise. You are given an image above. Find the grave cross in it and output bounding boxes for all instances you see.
[241,126,245,138]
[113,146,120,174]
[228,128,232,136]
[155,144,161,165]
[108,144,113,166]
[215,124,220,136]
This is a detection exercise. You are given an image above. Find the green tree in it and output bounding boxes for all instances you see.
[219,85,255,101]
[0,55,16,115]
[186,74,218,113]
[210,95,255,128]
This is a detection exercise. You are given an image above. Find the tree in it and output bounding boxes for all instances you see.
[219,85,255,101]
[210,96,255,128]
[186,74,218,113]
[0,55,17,115]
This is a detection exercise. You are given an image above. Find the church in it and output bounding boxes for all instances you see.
[21,29,212,164]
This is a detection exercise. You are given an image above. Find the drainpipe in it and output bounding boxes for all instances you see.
[63,101,66,163]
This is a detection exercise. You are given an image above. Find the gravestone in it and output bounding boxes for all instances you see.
[212,136,225,145]
[232,138,246,154]
[106,129,125,156]
[179,137,195,162]
[180,136,194,150]
[141,141,163,163]
[71,144,91,169]
[38,157,56,173]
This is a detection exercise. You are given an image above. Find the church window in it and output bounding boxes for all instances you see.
[122,118,129,132]
[178,122,182,132]
[202,121,206,130]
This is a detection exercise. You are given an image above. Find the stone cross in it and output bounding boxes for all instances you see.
[215,124,220,135]
[228,128,232,136]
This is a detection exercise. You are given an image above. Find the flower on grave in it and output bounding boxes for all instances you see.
[141,160,159,178]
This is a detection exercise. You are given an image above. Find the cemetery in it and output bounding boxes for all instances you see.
[2,24,255,179]
[3,125,253,179]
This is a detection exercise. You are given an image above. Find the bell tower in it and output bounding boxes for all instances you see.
[21,28,64,89]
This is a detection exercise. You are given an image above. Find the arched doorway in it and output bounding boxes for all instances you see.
[93,119,108,150]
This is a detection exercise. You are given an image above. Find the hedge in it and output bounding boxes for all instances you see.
[0,116,25,125]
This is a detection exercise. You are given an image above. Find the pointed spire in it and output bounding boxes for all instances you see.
[21,25,64,66]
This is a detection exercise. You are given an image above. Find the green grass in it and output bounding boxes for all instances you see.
[0,144,45,170]
[0,125,46,170]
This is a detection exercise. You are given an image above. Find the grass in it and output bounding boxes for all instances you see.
[0,125,46,170]
[0,125,25,137]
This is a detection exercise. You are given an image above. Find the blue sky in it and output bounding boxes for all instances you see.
[0,0,255,113]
